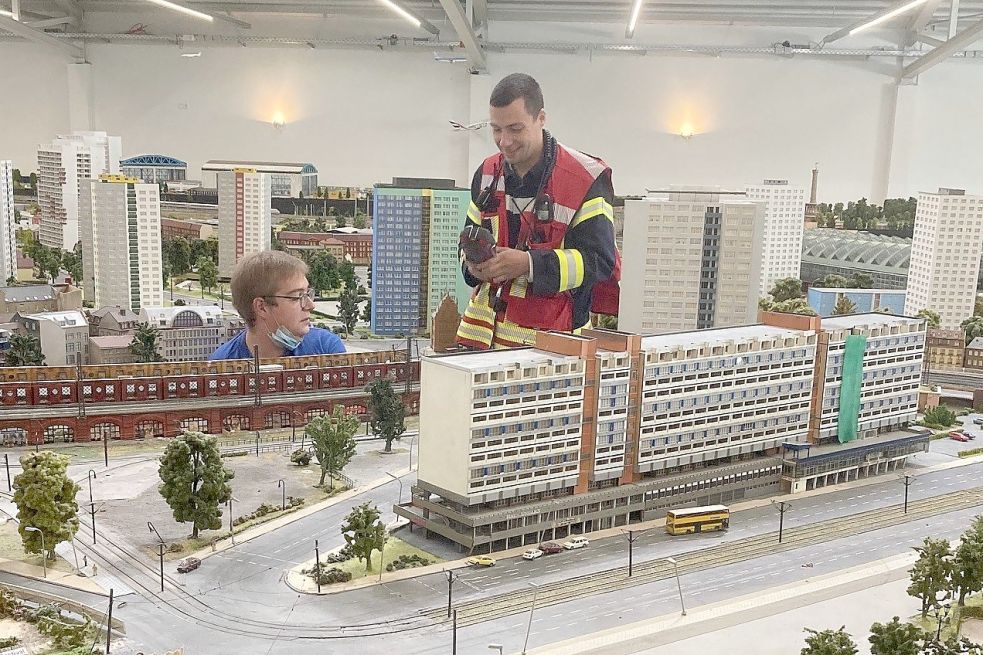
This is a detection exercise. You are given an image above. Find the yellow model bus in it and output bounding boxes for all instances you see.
[665,505,730,535]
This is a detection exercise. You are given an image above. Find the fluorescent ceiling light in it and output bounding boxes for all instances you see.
[626,0,644,39]
[0,8,15,18]
[849,0,928,35]
[180,51,202,57]
[145,0,214,22]
[378,0,421,28]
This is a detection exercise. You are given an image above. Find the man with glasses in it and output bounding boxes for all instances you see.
[209,251,346,360]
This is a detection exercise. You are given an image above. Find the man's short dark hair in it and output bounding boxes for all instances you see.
[490,73,544,116]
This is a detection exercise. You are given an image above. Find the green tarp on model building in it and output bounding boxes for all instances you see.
[837,333,867,444]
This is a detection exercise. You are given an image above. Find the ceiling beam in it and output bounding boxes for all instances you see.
[913,32,945,46]
[471,0,487,31]
[906,0,944,32]
[903,15,983,78]
[436,0,486,72]
[0,13,82,57]
[25,16,77,27]
[213,12,251,28]
[820,0,931,46]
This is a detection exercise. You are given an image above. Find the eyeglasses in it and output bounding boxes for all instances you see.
[266,289,316,304]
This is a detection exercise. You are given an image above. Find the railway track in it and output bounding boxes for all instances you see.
[420,486,983,627]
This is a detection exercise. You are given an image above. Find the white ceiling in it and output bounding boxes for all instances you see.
[8,0,983,28]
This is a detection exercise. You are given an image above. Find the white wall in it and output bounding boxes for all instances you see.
[2,17,983,202]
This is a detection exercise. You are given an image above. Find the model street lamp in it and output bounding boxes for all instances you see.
[521,581,541,654]
[277,479,286,511]
[385,471,403,505]
[666,557,686,615]
[87,469,97,504]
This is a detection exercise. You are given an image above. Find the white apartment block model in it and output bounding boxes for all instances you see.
[620,188,764,334]
[904,188,983,329]
[37,131,122,251]
[217,169,272,277]
[140,306,244,362]
[401,313,928,553]
[637,324,816,476]
[745,179,806,298]
[80,175,163,311]
[16,310,89,366]
[0,161,15,284]
[812,314,924,443]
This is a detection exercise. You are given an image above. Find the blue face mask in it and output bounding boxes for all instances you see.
[270,325,303,351]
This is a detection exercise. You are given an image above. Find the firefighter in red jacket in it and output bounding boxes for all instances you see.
[457,73,620,350]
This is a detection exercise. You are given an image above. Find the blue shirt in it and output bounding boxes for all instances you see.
[208,327,346,360]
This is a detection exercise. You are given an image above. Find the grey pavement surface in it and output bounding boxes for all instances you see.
[634,577,918,655]
[4,418,983,654]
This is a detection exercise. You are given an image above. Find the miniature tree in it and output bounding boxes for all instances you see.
[768,277,803,303]
[952,516,983,606]
[337,284,360,336]
[800,627,858,655]
[916,309,941,329]
[130,323,163,363]
[158,431,234,539]
[341,502,386,572]
[366,379,405,452]
[923,405,956,428]
[361,299,372,325]
[868,617,924,655]
[306,406,359,487]
[196,256,218,296]
[908,537,954,618]
[5,334,45,366]
[961,316,983,345]
[13,451,80,560]
[833,295,857,316]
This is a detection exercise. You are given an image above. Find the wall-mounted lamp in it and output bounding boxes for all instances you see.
[272,113,285,130]
[679,125,695,140]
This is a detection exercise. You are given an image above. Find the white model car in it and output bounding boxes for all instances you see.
[562,536,590,550]
[522,548,544,560]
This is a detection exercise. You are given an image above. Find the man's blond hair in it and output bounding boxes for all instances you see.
[231,251,309,326]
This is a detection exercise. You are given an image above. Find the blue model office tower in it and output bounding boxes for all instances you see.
[371,178,471,336]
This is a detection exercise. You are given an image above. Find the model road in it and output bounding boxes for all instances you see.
[98,459,983,654]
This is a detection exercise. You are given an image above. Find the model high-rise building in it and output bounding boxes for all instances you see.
[0,161,15,285]
[620,189,764,334]
[904,188,983,329]
[400,312,928,553]
[80,175,163,311]
[745,179,806,297]
[37,131,122,251]
[371,179,469,336]
[217,169,272,277]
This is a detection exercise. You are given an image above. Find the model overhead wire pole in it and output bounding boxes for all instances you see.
[315,539,322,593]
[624,529,640,577]
[521,581,541,654]
[902,473,914,514]
[774,500,791,543]
[445,569,456,618]
[148,521,165,592]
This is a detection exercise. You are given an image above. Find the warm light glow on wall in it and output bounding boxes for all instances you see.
[679,123,695,139]
[272,112,286,130]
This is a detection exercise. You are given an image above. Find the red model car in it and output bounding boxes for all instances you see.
[949,432,970,442]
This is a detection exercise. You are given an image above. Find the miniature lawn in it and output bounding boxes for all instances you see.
[331,537,442,582]
[0,520,73,575]
[911,594,983,642]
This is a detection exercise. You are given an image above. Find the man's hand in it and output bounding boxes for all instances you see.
[473,247,530,285]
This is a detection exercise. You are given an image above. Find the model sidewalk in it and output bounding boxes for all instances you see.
[523,551,919,655]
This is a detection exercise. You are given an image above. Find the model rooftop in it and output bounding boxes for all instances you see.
[640,324,811,351]
[820,312,923,330]
[427,347,581,373]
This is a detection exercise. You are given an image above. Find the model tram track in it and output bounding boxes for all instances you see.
[421,486,983,627]
[70,523,437,639]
